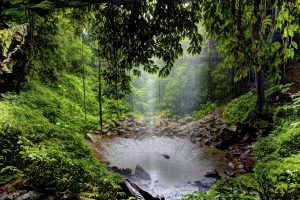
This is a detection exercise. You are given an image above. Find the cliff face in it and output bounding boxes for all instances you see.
[0,24,28,93]
[0,24,27,74]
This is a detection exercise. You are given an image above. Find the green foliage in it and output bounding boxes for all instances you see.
[88,1,203,102]
[222,84,292,127]
[156,110,175,118]
[211,64,232,102]
[0,74,123,198]
[31,11,92,83]
[198,0,300,84]
[0,166,23,185]
[252,90,300,199]
[274,91,300,123]
[183,176,259,200]
[0,29,13,54]
[192,102,217,119]
[222,91,257,123]
[185,88,300,200]
[20,142,122,198]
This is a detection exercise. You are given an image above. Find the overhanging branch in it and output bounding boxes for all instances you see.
[3,0,138,9]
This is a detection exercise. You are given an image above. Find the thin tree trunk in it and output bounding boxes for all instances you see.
[256,70,265,115]
[98,43,103,131]
[207,67,212,100]
[158,78,161,106]
[253,0,265,116]
[81,34,87,131]
[130,94,134,112]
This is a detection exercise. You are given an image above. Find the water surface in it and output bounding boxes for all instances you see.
[101,136,225,199]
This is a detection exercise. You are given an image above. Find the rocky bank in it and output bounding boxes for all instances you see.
[88,110,257,177]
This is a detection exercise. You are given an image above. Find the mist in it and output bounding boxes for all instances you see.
[130,57,204,115]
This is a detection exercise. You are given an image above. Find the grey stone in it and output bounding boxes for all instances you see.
[16,191,42,200]
[135,164,151,180]
[161,154,170,159]
[228,162,235,170]
[223,124,238,132]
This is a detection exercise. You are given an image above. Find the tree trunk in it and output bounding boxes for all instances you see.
[130,94,134,112]
[158,78,161,106]
[232,68,236,98]
[253,0,265,116]
[256,70,265,115]
[207,64,212,100]
[82,33,87,131]
[98,45,103,131]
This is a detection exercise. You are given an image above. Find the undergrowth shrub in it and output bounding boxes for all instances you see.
[222,85,292,127]
[184,86,300,200]
[0,74,124,198]
[222,91,257,124]
[192,102,217,119]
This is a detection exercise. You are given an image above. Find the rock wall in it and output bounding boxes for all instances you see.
[0,24,27,74]
[0,24,28,93]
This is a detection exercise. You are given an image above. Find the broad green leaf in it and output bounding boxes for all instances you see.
[291,41,298,49]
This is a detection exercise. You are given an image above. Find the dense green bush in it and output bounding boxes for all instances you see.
[222,85,292,127]
[222,91,257,123]
[192,102,217,119]
[184,89,300,200]
[0,74,123,198]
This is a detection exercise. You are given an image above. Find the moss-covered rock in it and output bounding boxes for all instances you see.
[0,24,27,74]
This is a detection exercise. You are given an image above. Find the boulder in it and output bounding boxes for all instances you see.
[126,114,134,121]
[204,137,212,145]
[199,127,208,133]
[216,124,239,149]
[223,124,238,132]
[161,154,170,159]
[194,181,214,191]
[101,128,109,134]
[214,108,222,119]
[240,150,254,172]
[204,170,221,179]
[117,129,128,135]
[205,124,211,130]
[135,164,151,180]
[127,121,135,127]
[108,166,119,172]
[119,168,133,176]
[86,133,97,143]
[106,130,118,136]
[228,162,235,170]
[224,170,235,177]
[189,131,196,137]
[16,191,42,200]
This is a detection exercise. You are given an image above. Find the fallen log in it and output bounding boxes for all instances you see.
[124,179,162,200]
